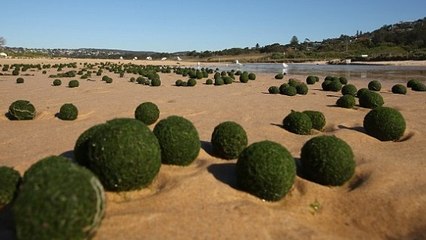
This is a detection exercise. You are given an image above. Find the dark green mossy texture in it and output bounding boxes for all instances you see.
[0,166,21,206]
[281,86,297,96]
[58,103,78,120]
[356,88,370,98]
[153,116,200,166]
[239,72,249,83]
[223,76,233,84]
[8,100,36,120]
[339,77,348,85]
[68,80,80,88]
[134,102,160,125]
[13,156,105,240]
[336,94,356,108]
[74,124,108,168]
[407,79,420,88]
[151,79,161,86]
[327,80,343,92]
[368,80,382,91]
[268,86,280,94]
[296,83,309,95]
[411,82,426,91]
[16,77,24,84]
[187,78,197,86]
[275,73,284,79]
[363,107,406,141]
[306,76,317,85]
[87,119,161,191]
[300,135,355,186]
[206,79,213,85]
[175,79,183,86]
[359,90,384,109]
[52,79,62,86]
[341,84,357,96]
[211,121,248,160]
[214,78,224,86]
[236,140,296,201]
[391,84,407,94]
[248,73,256,80]
[283,111,312,135]
[303,110,326,131]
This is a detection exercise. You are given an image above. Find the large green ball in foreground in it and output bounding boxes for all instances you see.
[300,135,355,186]
[0,166,21,206]
[87,119,161,191]
[283,111,312,135]
[13,156,105,240]
[211,121,248,160]
[303,110,326,131]
[74,124,107,168]
[58,103,78,120]
[236,141,296,201]
[363,107,406,141]
[359,90,384,109]
[134,102,160,125]
[8,100,36,120]
[153,116,201,166]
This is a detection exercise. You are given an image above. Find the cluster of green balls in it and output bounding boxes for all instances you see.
[282,110,326,135]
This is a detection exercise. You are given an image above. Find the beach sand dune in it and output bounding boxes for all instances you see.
[0,59,425,239]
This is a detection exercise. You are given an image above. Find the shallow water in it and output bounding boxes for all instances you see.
[216,63,426,81]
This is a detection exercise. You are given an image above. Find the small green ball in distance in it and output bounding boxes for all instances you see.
[281,86,297,96]
[296,83,309,95]
[341,84,357,96]
[58,103,78,120]
[356,88,370,98]
[407,79,420,88]
[105,77,113,83]
[248,72,256,80]
[206,79,213,85]
[411,82,426,91]
[16,77,24,84]
[153,116,201,166]
[88,118,161,191]
[391,84,407,94]
[68,80,79,88]
[236,140,296,201]
[8,100,36,120]
[321,80,332,91]
[306,76,317,85]
[175,79,183,86]
[300,135,355,186]
[14,156,105,240]
[223,76,233,84]
[0,166,21,206]
[268,86,280,94]
[303,110,326,131]
[283,111,312,135]
[187,78,197,86]
[288,78,301,87]
[239,72,249,83]
[52,79,62,86]
[328,80,343,92]
[368,80,382,91]
[151,79,161,86]
[214,78,225,86]
[359,90,384,109]
[134,102,160,125]
[339,77,348,85]
[363,107,406,141]
[211,121,248,160]
[275,73,284,79]
[336,94,356,108]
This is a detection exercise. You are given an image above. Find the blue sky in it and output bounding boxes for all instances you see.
[1,0,425,52]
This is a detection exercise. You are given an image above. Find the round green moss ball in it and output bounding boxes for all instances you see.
[206,79,213,85]
[341,84,357,96]
[322,80,332,91]
[16,77,24,84]
[215,78,224,85]
[153,116,201,166]
[328,80,343,92]
[175,79,183,86]
[134,102,160,125]
[52,79,62,86]
[0,166,21,206]
[236,140,296,201]
[336,94,356,108]
[363,107,406,141]
[248,73,256,80]
[275,73,284,80]
[296,83,309,95]
[279,83,289,94]
[187,78,197,86]
[239,73,249,83]
[268,86,280,94]
[412,82,426,91]
[58,103,78,120]
[281,86,297,96]
[306,76,317,85]
[359,90,384,109]
[368,80,382,91]
[391,84,407,94]
[87,119,161,191]
[339,77,348,85]
[74,124,106,168]
[13,156,105,240]
[151,79,161,86]
[105,78,113,84]
[300,135,355,186]
[356,88,370,98]
[223,76,233,84]
[288,78,301,88]
[8,100,36,120]
[68,80,80,88]
[303,110,326,131]
[211,121,248,160]
[407,79,420,88]
[283,111,312,135]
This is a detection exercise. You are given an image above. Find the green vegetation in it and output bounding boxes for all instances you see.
[341,84,357,96]
[8,100,36,120]
[248,72,256,80]
[363,107,406,141]
[16,77,24,84]
[306,76,317,85]
[268,86,280,94]
[280,85,297,96]
[52,79,62,86]
[153,116,200,166]
[368,80,382,91]
[134,102,160,125]
[13,156,105,240]
[236,140,296,201]
[187,78,197,86]
[206,79,213,85]
[283,111,312,135]
[391,84,407,94]
[58,103,78,120]
[300,135,355,186]
[359,90,384,109]
[303,110,326,131]
[0,166,21,206]
[336,95,356,108]
[211,121,248,160]
[275,73,284,79]
[296,83,309,95]
[239,72,249,83]
[68,80,80,88]
[411,81,426,91]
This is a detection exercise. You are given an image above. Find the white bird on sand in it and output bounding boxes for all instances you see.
[161,57,167,61]
[146,56,152,60]
[282,62,288,75]
[177,56,182,61]
[235,60,242,66]
[197,62,201,70]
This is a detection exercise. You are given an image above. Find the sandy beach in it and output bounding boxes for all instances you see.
[0,58,425,239]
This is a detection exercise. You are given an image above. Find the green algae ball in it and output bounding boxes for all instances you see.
[328,80,343,92]
[52,79,62,86]
[248,72,256,80]
[281,85,297,96]
[16,77,24,84]
[407,79,420,88]
[8,100,36,120]
[296,83,309,95]
[339,76,348,85]
[239,72,249,83]
[0,166,21,206]
[275,73,284,80]
[363,107,406,141]
[214,78,225,85]
[359,90,384,109]
[391,84,407,94]
[13,156,105,240]
[236,141,296,201]
[411,82,426,91]
[268,86,280,94]
[87,119,161,191]
[206,79,213,85]
[153,116,200,166]
[336,94,356,108]
[306,75,317,85]
[74,124,107,168]
[68,79,80,88]
[368,80,382,91]
[211,121,248,160]
[187,78,197,86]
[300,135,355,186]
[58,103,78,120]
[134,102,160,125]
[303,110,326,131]
[283,111,312,135]
[356,88,370,98]
[341,84,357,96]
